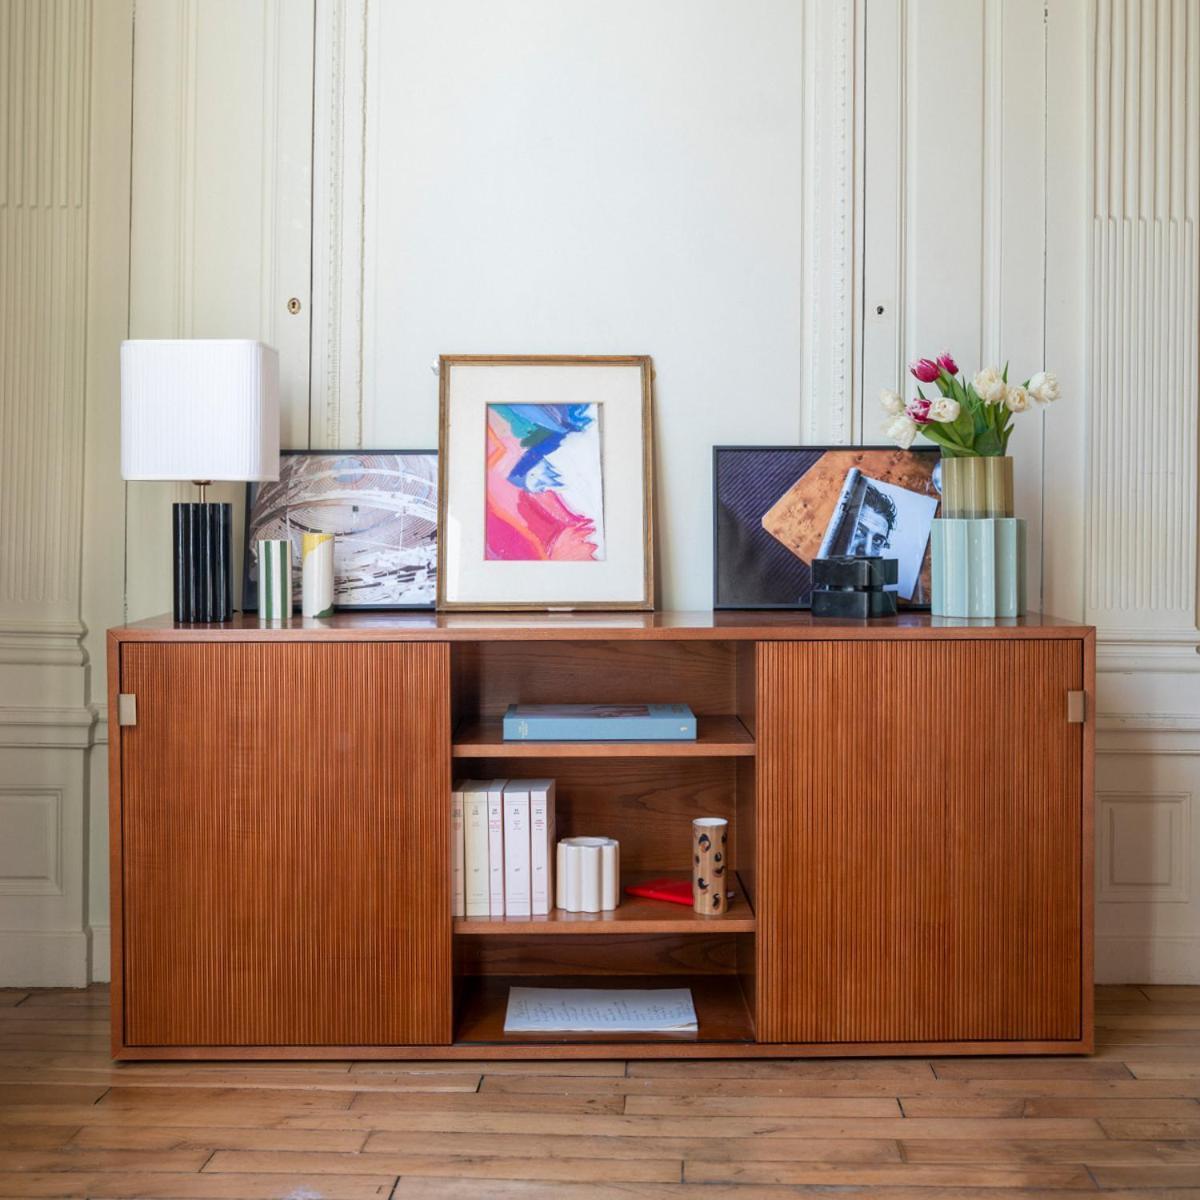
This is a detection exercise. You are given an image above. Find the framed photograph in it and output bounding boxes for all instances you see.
[438,355,654,610]
[713,445,942,609]
[243,449,437,611]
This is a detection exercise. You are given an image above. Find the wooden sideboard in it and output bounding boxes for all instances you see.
[107,611,1094,1059]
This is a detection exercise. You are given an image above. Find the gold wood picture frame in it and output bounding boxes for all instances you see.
[437,354,655,611]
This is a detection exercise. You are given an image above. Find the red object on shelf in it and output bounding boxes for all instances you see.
[624,877,694,906]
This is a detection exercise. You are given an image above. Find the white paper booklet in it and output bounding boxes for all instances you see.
[528,779,555,916]
[450,782,465,917]
[486,780,506,917]
[503,987,698,1033]
[462,781,491,917]
[502,782,531,916]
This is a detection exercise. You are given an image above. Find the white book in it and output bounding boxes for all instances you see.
[502,781,532,917]
[450,781,466,917]
[486,779,507,917]
[528,779,555,916]
[462,781,491,917]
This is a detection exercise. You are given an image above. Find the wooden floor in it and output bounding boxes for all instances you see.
[0,986,1198,1199]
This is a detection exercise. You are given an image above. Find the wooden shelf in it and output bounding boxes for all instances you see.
[451,714,755,758]
[454,872,754,935]
[455,974,756,1045]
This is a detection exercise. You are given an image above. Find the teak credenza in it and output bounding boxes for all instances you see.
[107,611,1094,1060]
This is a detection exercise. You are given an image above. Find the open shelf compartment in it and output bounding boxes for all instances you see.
[454,870,754,935]
[455,974,756,1046]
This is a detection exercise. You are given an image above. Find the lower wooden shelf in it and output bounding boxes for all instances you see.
[454,974,756,1045]
[453,871,754,935]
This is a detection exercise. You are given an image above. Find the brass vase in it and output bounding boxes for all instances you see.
[940,455,1014,518]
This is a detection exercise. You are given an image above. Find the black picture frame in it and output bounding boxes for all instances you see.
[242,448,437,612]
[712,444,942,611]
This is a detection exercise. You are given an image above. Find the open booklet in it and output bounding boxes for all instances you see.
[503,987,698,1033]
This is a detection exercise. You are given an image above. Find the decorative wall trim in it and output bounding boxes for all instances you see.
[0,930,89,988]
[1097,935,1200,986]
[799,0,859,444]
[311,0,367,449]
[1098,791,1190,904]
[0,789,63,896]
[1085,0,1199,640]
[0,621,88,667]
[0,707,99,749]
[89,923,110,983]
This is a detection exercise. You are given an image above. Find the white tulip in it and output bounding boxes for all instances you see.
[879,388,905,415]
[1005,384,1031,413]
[884,412,918,450]
[973,366,1007,405]
[929,397,960,422]
[1028,370,1060,404]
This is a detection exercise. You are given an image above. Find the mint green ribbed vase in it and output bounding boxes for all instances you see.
[930,518,1026,618]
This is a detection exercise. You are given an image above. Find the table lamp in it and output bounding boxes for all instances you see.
[121,339,280,623]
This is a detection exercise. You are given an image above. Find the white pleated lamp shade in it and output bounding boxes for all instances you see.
[120,339,280,481]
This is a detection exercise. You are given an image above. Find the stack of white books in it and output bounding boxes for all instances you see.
[452,779,556,918]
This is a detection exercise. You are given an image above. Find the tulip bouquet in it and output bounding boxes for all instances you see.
[881,352,1060,456]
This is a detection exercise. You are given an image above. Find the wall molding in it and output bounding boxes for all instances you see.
[310,0,367,449]
[799,0,860,444]
[0,621,88,668]
[0,930,89,989]
[0,788,63,896]
[1097,935,1200,986]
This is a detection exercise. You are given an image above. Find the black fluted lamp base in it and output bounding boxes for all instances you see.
[172,502,232,623]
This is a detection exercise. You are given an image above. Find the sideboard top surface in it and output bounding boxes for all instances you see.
[109,610,1094,643]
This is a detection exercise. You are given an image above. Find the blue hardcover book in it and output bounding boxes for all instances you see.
[502,703,697,742]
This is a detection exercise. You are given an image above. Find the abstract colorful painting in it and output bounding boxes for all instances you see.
[485,403,606,561]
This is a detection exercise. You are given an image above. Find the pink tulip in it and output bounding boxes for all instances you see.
[909,358,940,383]
[905,397,932,425]
[937,351,959,375]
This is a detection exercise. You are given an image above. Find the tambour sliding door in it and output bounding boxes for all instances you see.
[757,638,1084,1045]
[118,641,451,1047]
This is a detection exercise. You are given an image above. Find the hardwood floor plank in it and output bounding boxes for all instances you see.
[901,1138,1200,1164]
[287,1110,1105,1140]
[0,1148,211,1172]
[483,1073,1200,1100]
[362,1130,903,1162]
[68,1125,370,1152]
[930,1060,1134,1080]
[381,1184,1200,1200]
[0,1126,80,1149]
[95,1085,354,1110]
[626,1059,937,1080]
[1097,1015,1200,1030]
[0,1066,483,1092]
[1127,1063,1200,1080]
[620,1095,903,1117]
[1140,988,1200,1004]
[1091,1165,1200,1188]
[0,997,28,1010]
[897,1098,1025,1117]
[350,1090,624,1114]
[1024,1098,1200,1118]
[0,1084,109,1106]
[204,1148,682,1182]
[350,1059,625,1076]
[681,1160,1096,1188]
[16,989,109,1008]
[0,1171,396,1198]
[1100,1118,1200,1140]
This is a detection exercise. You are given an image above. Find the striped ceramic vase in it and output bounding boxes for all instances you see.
[257,539,293,621]
[301,532,335,618]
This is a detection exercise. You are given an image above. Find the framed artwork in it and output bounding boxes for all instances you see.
[713,445,942,610]
[243,449,437,611]
[438,355,654,610]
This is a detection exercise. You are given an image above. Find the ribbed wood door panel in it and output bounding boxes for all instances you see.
[757,640,1082,1044]
[120,642,451,1047]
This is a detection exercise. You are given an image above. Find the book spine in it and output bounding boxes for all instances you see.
[463,791,490,917]
[450,786,465,917]
[529,783,554,916]
[503,788,531,917]
[503,715,696,741]
[487,786,505,917]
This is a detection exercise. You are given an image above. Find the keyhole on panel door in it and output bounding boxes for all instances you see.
[287,297,302,315]
[875,305,885,315]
